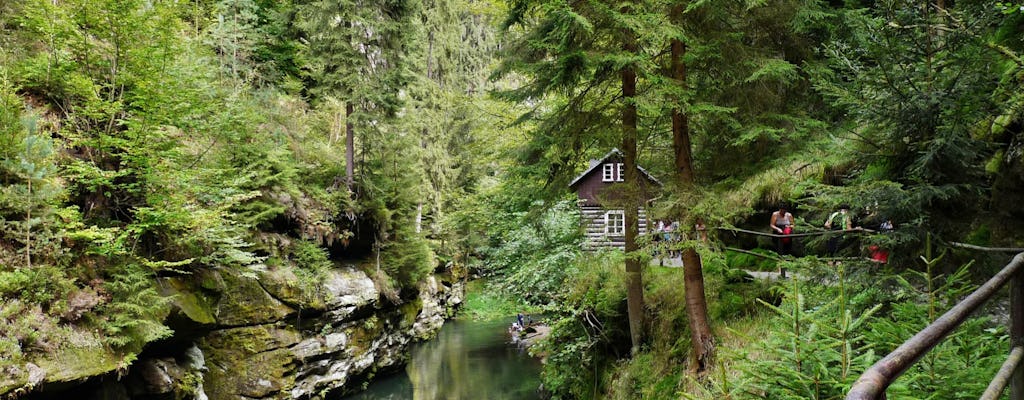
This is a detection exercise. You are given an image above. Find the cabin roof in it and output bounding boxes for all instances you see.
[568,148,663,189]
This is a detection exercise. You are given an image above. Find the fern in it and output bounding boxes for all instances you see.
[99,264,172,349]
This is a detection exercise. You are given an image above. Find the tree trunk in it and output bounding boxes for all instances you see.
[25,179,31,269]
[415,203,423,233]
[671,36,715,374]
[622,19,645,355]
[345,102,355,191]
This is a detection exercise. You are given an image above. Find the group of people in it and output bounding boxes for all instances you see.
[653,220,681,258]
[769,204,894,262]
[508,312,533,341]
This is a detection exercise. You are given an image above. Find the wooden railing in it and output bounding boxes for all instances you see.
[846,251,1024,400]
[712,226,1024,398]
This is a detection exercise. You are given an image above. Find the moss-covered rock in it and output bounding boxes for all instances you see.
[258,267,329,311]
[159,276,217,326]
[5,263,465,400]
[211,270,295,326]
[200,324,303,400]
[35,346,123,383]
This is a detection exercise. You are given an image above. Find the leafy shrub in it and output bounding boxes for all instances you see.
[536,254,631,399]
[381,231,435,289]
[486,200,582,305]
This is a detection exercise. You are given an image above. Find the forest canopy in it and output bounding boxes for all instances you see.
[2,0,1024,398]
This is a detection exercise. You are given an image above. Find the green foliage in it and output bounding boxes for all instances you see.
[810,0,1001,254]
[0,266,74,308]
[0,88,64,268]
[861,261,1007,399]
[606,351,686,400]
[484,200,582,304]
[711,256,1008,400]
[738,271,880,399]
[534,253,630,399]
[0,0,505,384]
[289,239,332,276]
[460,281,538,321]
[726,249,778,272]
[380,231,435,289]
[98,264,173,348]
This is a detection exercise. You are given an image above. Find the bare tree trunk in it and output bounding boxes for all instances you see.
[415,203,423,233]
[671,36,714,374]
[25,179,31,269]
[331,108,342,144]
[346,102,355,192]
[622,18,645,355]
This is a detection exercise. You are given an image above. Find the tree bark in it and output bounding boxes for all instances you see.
[345,102,355,192]
[622,18,645,355]
[671,36,715,374]
[25,179,31,269]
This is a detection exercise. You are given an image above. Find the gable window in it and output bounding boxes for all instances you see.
[605,210,624,235]
[602,163,625,182]
[603,163,615,182]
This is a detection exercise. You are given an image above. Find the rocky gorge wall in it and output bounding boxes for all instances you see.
[7,266,464,400]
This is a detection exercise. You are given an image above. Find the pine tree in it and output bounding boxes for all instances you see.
[0,89,62,270]
[296,0,420,192]
[813,0,1000,253]
[500,0,676,353]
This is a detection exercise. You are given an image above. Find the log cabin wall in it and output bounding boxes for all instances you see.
[569,149,660,251]
[580,204,649,251]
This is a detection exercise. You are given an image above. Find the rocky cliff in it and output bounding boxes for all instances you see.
[8,266,463,400]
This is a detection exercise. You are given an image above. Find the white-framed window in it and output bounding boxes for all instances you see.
[602,163,625,182]
[605,210,624,235]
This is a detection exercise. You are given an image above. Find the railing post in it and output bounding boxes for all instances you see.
[1012,269,1024,400]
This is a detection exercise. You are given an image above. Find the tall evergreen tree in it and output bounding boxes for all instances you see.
[667,10,714,372]
[296,0,419,191]
[620,1,645,353]
[500,0,675,353]
[813,0,999,254]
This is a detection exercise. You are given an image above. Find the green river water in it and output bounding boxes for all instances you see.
[338,318,543,400]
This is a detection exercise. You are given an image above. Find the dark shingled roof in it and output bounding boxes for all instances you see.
[568,148,662,189]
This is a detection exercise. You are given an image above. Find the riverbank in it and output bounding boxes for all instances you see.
[6,266,464,400]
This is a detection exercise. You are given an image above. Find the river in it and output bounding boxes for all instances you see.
[338,318,544,400]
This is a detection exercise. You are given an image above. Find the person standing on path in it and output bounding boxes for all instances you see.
[769,206,794,256]
[824,204,853,257]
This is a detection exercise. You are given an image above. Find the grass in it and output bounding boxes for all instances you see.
[678,313,775,399]
[459,279,542,321]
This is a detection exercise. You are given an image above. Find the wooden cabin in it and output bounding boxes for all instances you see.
[568,149,661,251]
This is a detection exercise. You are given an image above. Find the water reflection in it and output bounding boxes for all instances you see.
[340,319,542,400]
